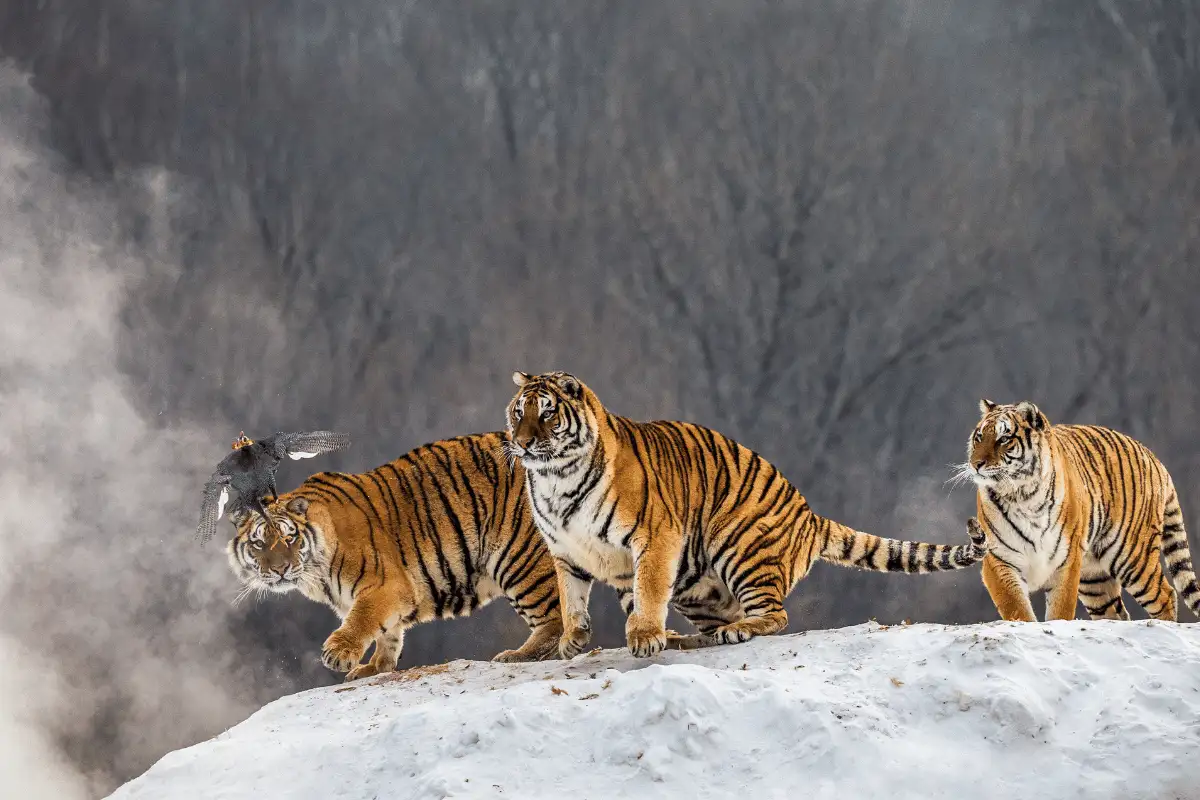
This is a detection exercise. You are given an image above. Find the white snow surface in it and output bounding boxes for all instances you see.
[110,621,1200,800]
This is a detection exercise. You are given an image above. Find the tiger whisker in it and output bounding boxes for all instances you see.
[499,440,524,469]
[944,462,976,488]
[232,582,258,608]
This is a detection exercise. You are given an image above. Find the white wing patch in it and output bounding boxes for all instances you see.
[216,487,229,520]
[289,451,318,460]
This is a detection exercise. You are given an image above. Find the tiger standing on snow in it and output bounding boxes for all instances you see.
[504,370,988,658]
[961,399,1200,622]
[226,433,573,681]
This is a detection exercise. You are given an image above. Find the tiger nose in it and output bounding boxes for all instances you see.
[514,433,534,449]
[973,459,986,470]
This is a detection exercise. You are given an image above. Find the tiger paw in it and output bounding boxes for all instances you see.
[558,622,592,660]
[626,615,667,658]
[713,624,754,645]
[666,631,716,651]
[966,517,990,554]
[344,662,384,682]
[321,629,367,673]
[492,648,530,663]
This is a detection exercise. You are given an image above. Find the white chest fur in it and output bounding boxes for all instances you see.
[299,572,353,618]
[986,493,1064,591]
[526,463,634,586]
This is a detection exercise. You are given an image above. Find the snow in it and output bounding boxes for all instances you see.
[109,621,1200,800]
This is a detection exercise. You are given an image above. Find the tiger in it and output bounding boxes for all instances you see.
[503,370,988,658]
[961,399,1199,622]
[227,432,575,681]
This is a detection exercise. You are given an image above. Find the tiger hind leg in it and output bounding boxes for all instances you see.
[1120,542,1177,621]
[1077,570,1130,621]
[493,617,564,662]
[700,573,789,647]
[666,597,743,651]
[496,568,571,662]
[1162,491,1200,618]
[709,603,788,646]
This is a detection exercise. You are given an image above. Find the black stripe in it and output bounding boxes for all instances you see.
[1163,538,1189,557]
[595,499,619,543]
[985,491,1037,548]
[856,537,881,569]
[561,450,606,526]
[390,469,446,612]
[922,543,937,572]
[349,554,368,597]
[424,460,474,587]
[563,561,594,582]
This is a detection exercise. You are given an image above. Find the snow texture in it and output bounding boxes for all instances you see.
[110,621,1200,800]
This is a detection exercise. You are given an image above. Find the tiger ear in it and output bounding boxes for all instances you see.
[230,507,249,526]
[286,497,310,516]
[1016,401,1047,430]
[512,371,531,388]
[554,372,582,400]
[979,398,998,415]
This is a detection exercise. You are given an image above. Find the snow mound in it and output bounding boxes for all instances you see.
[110,621,1200,800]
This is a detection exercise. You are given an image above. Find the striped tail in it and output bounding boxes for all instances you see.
[1163,489,1200,618]
[818,516,988,573]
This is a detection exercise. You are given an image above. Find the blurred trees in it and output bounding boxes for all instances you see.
[5,0,1199,663]
[3,0,1200,787]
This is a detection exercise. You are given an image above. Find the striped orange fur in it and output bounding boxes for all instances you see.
[504,371,987,657]
[961,399,1199,622]
[227,432,570,681]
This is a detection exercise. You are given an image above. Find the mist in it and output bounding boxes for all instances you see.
[0,65,303,797]
[1,1,1199,795]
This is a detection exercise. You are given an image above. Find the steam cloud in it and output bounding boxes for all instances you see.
[0,64,297,797]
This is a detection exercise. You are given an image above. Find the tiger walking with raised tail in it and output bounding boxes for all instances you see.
[504,370,988,658]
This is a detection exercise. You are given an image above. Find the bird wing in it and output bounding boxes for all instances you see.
[270,431,352,460]
[196,475,232,545]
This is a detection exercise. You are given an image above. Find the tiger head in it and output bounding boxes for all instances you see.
[505,370,595,467]
[227,496,321,595]
[967,399,1051,488]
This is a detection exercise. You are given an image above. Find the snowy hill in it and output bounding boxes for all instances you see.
[110,621,1200,800]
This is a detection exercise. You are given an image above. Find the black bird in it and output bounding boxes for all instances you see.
[195,430,351,545]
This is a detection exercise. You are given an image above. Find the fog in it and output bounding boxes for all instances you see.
[0,66,299,797]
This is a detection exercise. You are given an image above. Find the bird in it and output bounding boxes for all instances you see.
[196,430,351,545]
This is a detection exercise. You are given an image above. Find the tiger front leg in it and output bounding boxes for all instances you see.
[553,557,595,659]
[981,553,1037,622]
[1044,539,1085,621]
[322,588,406,674]
[345,625,406,682]
[626,529,682,658]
